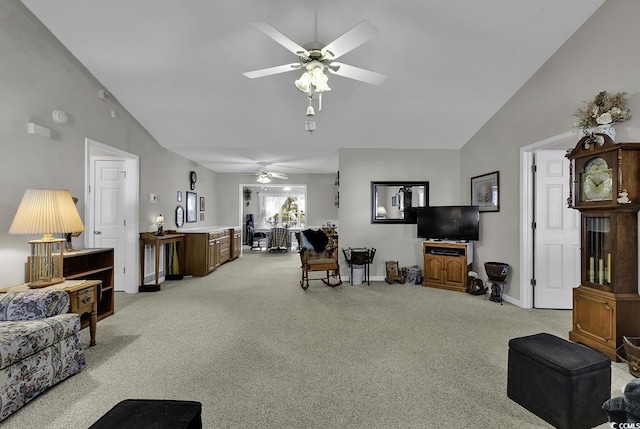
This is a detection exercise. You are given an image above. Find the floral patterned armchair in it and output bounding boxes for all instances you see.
[0,290,85,420]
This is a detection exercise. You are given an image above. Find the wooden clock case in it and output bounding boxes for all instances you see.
[566,134,640,360]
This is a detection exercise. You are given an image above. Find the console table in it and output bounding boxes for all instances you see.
[139,232,185,292]
[0,279,100,346]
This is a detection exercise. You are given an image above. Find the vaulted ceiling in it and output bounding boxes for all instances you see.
[21,0,604,175]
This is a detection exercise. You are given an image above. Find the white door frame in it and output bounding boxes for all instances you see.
[238,183,308,253]
[519,130,577,309]
[85,138,140,294]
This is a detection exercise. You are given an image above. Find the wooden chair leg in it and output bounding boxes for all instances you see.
[300,268,309,290]
[321,270,342,287]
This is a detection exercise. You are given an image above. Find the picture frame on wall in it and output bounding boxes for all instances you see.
[200,197,205,211]
[177,191,182,202]
[200,212,204,222]
[471,171,500,212]
[186,191,197,222]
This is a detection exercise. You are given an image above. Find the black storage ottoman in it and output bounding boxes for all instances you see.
[508,333,610,429]
[89,399,202,429]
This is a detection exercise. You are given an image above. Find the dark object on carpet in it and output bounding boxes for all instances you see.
[603,378,640,423]
[302,229,328,252]
[88,399,202,429]
[619,336,640,377]
[508,333,610,429]
[466,276,487,295]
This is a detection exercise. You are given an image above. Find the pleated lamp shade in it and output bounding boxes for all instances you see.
[9,189,85,287]
[9,189,84,238]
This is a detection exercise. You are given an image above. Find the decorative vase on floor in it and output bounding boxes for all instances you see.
[597,123,616,142]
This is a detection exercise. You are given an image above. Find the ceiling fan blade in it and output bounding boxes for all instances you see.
[321,20,379,60]
[327,62,386,85]
[268,172,288,179]
[251,22,309,57]
[243,63,302,79]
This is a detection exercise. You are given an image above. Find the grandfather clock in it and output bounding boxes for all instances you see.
[566,134,640,360]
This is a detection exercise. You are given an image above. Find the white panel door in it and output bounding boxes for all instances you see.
[534,150,580,309]
[93,159,126,291]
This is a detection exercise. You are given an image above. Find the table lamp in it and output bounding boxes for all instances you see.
[9,189,85,288]
[156,214,165,236]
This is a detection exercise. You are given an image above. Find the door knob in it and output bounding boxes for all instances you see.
[94,230,102,235]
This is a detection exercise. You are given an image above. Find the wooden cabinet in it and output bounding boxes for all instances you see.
[208,232,220,272]
[422,241,470,292]
[567,135,640,360]
[220,230,231,265]
[63,248,114,322]
[231,227,241,260]
[183,227,239,277]
[572,286,640,356]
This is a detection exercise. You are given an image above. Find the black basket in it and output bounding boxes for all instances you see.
[485,262,509,282]
[617,336,640,378]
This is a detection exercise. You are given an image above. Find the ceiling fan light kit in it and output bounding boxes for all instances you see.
[243,2,386,131]
[256,174,271,184]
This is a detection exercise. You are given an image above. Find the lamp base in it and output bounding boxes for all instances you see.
[28,277,64,289]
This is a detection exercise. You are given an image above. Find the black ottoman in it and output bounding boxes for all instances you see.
[508,333,610,429]
[89,399,202,429]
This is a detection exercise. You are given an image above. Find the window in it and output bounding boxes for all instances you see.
[258,192,306,228]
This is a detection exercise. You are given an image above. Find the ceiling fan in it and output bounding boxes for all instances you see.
[255,166,288,184]
[243,1,386,118]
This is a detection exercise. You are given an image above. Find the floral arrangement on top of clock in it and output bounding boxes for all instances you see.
[573,90,631,132]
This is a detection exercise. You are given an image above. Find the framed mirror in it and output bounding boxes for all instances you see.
[175,205,184,228]
[371,181,429,224]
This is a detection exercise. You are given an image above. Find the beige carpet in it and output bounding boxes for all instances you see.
[1,248,633,428]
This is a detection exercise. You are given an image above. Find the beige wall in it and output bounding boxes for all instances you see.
[213,173,339,229]
[0,1,215,288]
[460,0,640,303]
[339,148,460,278]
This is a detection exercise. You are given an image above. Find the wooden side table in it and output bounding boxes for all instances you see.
[139,232,185,292]
[64,280,100,346]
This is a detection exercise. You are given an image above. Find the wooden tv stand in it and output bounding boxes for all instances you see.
[422,241,472,292]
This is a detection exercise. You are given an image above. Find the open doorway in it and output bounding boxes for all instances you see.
[239,184,307,248]
[519,131,580,309]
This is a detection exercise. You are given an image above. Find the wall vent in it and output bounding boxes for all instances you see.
[27,122,51,138]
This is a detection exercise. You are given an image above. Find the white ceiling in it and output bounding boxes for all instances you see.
[21,0,604,175]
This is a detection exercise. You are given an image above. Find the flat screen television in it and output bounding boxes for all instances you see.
[417,205,480,241]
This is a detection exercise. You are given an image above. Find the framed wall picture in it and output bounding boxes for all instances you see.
[186,191,197,222]
[200,196,205,211]
[177,191,182,202]
[471,171,500,212]
[200,212,204,222]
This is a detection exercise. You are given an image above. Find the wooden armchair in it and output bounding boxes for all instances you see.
[296,231,342,290]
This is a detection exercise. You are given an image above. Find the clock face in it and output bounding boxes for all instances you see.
[581,158,612,202]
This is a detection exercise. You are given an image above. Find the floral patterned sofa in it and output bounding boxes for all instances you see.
[0,289,85,421]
